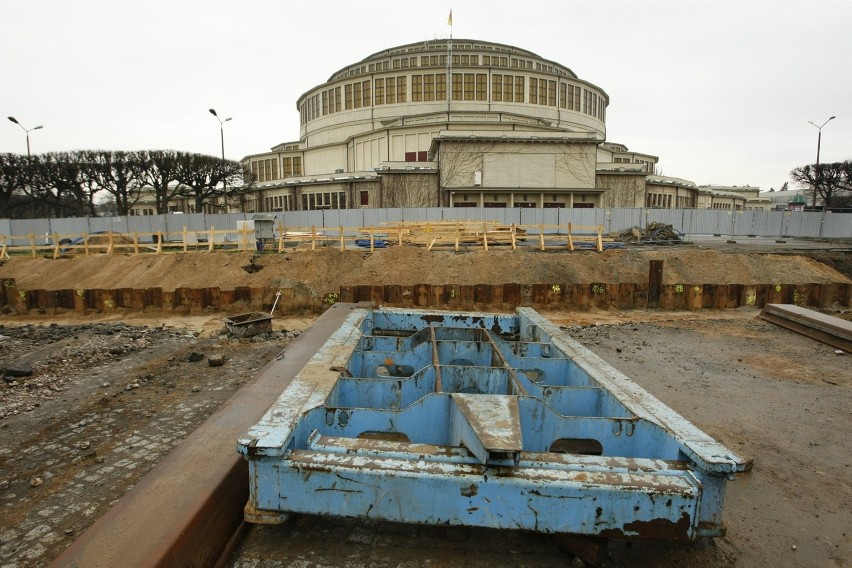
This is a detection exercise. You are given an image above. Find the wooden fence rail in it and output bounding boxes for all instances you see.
[0,223,609,259]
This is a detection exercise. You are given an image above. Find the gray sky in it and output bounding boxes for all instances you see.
[2,0,849,193]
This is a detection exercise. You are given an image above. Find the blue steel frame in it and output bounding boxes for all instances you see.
[238,307,749,541]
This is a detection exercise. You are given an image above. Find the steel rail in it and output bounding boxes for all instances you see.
[759,303,852,352]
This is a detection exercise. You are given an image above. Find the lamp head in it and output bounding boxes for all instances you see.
[224,117,232,123]
[7,116,19,125]
[33,125,43,131]
[209,108,218,117]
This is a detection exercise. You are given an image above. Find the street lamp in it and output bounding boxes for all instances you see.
[208,108,232,160]
[807,116,836,207]
[7,116,43,157]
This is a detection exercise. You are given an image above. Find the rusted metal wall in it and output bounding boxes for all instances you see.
[2,282,850,316]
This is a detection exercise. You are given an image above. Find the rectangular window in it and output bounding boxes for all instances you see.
[515,76,524,102]
[404,151,416,161]
[345,84,353,109]
[339,192,346,209]
[322,91,328,115]
[293,157,302,176]
[362,80,371,105]
[492,74,502,102]
[251,162,258,181]
[424,74,434,101]
[374,78,385,104]
[412,75,422,101]
[386,77,395,103]
[483,55,491,65]
[418,151,427,161]
[436,73,446,100]
[335,87,341,112]
[397,76,407,102]
[360,190,369,206]
[476,73,486,101]
[559,82,567,109]
[463,73,474,100]
[283,157,292,178]
[573,86,580,111]
[354,82,362,108]
[272,159,278,179]
[529,78,537,104]
[504,75,513,102]
[548,80,556,106]
[452,73,463,100]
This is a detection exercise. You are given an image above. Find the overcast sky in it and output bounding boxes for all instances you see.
[1,0,849,193]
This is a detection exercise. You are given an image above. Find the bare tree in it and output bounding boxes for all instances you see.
[437,140,496,191]
[175,153,245,212]
[0,153,32,217]
[598,173,647,208]
[138,150,183,214]
[555,143,596,187]
[790,160,851,207]
[87,150,146,215]
[380,172,438,207]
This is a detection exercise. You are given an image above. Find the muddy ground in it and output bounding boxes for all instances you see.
[0,243,850,567]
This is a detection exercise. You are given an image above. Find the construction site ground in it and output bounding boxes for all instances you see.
[0,239,850,567]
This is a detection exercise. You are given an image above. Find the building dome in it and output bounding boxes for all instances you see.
[296,39,609,150]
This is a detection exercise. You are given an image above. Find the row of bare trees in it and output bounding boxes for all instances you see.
[790,160,852,208]
[0,150,247,219]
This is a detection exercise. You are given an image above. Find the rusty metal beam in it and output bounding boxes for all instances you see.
[759,303,852,352]
[50,303,366,568]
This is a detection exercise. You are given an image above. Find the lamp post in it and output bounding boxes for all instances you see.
[7,116,43,157]
[208,108,232,160]
[807,116,836,207]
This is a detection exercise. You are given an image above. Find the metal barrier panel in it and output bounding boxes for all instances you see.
[795,212,824,237]
[646,209,685,232]
[281,210,324,229]
[822,211,852,238]
[331,209,365,232]
[605,209,642,235]
[47,217,90,239]
[399,208,430,223]
[9,218,52,246]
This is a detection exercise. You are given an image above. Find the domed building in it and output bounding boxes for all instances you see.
[239,38,682,212]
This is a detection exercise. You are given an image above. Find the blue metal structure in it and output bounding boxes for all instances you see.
[238,307,749,541]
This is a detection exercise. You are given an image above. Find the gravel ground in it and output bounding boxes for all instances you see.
[228,311,851,568]
[0,321,299,567]
[0,308,849,567]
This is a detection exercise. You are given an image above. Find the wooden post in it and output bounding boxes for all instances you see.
[597,225,604,252]
[311,226,317,251]
[83,233,90,256]
[397,227,403,247]
[538,224,545,251]
[106,231,114,255]
[454,226,460,252]
[156,232,163,254]
[482,223,488,252]
[369,227,375,253]
[208,226,215,252]
[29,233,36,258]
[511,223,517,250]
[182,227,188,252]
[53,233,60,259]
[567,223,574,251]
[133,232,140,255]
[648,260,664,308]
[240,224,248,251]
[339,226,345,251]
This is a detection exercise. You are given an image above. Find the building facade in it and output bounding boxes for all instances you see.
[216,39,757,215]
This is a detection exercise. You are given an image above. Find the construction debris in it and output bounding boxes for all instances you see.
[610,222,683,244]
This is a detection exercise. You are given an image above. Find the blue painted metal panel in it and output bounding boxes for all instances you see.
[239,306,749,540]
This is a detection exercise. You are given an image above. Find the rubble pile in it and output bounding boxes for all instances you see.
[610,222,684,245]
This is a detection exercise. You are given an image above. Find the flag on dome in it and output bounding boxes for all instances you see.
[447,9,453,26]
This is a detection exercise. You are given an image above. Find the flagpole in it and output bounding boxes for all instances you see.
[447,9,453,118]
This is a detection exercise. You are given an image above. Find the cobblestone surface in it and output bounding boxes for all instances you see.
[0,322,297,567]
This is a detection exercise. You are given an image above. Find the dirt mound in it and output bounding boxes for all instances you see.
[0,248,848,298]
